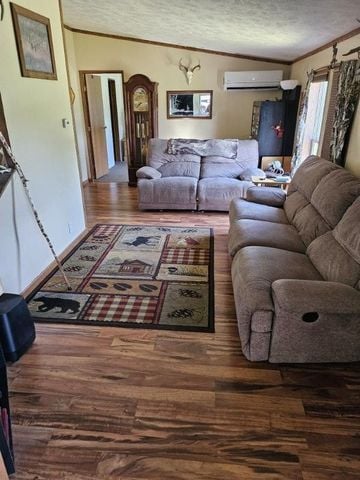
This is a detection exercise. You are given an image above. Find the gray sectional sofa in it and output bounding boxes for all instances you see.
[228,155,360,363]
[137,138,261,211]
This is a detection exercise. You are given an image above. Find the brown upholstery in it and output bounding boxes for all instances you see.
[229,156,360,363]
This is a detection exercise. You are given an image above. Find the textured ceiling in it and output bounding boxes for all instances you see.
[61,0,360,62]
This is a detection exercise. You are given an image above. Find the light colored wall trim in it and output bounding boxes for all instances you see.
[293,27,360,63]
[64,25,292,65]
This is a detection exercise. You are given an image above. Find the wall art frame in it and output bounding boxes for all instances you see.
[167,90,213,119]
[10,3,57,80]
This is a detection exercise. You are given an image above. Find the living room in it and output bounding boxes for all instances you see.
[0,0,359,478]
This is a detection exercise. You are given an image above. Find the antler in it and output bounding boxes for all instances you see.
[191,63,201,72]
[179,58,188,72]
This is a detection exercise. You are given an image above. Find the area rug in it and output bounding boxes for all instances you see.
[27,224,214,332]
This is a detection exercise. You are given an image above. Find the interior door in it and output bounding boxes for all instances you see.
[86,74,109,178]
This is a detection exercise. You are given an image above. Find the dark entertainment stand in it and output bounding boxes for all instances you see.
[0,346,14,475]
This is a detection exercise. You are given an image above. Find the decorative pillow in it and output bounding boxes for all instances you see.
[239,167,265,181]
[136,166,162,179]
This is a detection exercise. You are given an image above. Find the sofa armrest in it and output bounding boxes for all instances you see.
[246,186,286,207]
[272,279,360,315]
[270,279,360,363]
[136,166,162,179]
[239,167,265,181]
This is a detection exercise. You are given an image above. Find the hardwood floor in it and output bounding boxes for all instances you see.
[9,182,360,479]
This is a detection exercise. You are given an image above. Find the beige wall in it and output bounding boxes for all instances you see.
[0,0,85,292]
[65,30,291,180]
[291,34,360,177]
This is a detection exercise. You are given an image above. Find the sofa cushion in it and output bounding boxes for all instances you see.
[235,139,259,170]
[333,196,360,265]
[307,197,360,290]
[147,139,201,178]
[284,156,360,247]
[307,232,360,289]
[228,219,306,257]
[289,203,331,246]
[230,198,289,225]
[200,156,245,178]
[197,178,252,211]
[138,177,198,210]
[287,155,338,199]
[200,139,259,179]
[311,169,360,228]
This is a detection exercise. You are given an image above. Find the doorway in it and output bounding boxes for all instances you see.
[80,70,128,183]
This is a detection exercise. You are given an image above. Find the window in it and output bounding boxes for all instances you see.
[299,80,328,162]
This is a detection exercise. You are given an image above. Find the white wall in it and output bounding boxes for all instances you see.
[65,30,291,180]
[291,33,360,177]
[65,28,89,181]
[0,0,85,293]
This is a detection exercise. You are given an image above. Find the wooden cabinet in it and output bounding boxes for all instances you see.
[124,74,158,186]
[251,86,301,163]
[0,346,14,475]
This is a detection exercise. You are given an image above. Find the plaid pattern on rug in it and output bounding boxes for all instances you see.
[161,248,210,265]
[27,224,214,332]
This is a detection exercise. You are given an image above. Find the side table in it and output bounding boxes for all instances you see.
[251,175,291,190]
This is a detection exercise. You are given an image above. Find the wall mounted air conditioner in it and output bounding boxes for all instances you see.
[223,70,283,91]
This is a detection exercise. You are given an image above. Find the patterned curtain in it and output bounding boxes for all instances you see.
[330,59,360,166]
[291,70,315,172]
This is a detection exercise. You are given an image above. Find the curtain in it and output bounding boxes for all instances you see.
[330,59,360,166]
[291,70,314,172]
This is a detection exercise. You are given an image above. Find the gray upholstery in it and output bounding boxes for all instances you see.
[136,166,162,179]
[147,138,201,178]
[138,138,259,211]
[198,178,252,211]
[229,156,360,363]
[138,177,198,210]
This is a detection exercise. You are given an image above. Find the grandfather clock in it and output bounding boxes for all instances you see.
[124,74,158,186]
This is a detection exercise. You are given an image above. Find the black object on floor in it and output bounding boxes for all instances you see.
[0,293,36,362]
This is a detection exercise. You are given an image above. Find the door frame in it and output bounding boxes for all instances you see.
[108,79,121,163]
[79,70,125,181]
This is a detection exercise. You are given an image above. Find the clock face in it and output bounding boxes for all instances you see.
[133,87,149,112]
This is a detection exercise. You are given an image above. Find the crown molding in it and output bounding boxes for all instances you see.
[63,25,292,66]
[64,24,360,66]
[293,26,360,63]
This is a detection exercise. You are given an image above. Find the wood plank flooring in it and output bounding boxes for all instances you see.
[9,182,360,479]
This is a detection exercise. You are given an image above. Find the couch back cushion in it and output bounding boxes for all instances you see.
[147,139,201,178]
[284,156,360,246]
[200,139,258,178]
[307,197,360,290]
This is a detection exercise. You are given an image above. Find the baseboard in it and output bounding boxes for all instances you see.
[21,229,89,298]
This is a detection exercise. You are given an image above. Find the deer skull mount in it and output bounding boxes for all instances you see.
[179,58,201,85]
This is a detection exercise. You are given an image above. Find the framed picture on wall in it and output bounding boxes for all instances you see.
[10,3,57,80]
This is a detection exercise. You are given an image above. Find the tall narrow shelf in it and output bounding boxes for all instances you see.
[0,346,14,475]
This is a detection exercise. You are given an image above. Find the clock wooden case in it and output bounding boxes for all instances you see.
[124,74,158,186]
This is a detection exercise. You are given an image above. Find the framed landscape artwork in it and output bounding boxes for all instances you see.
[10,3,57,80]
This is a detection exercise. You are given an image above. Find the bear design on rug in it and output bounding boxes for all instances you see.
[34,296,80,314]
